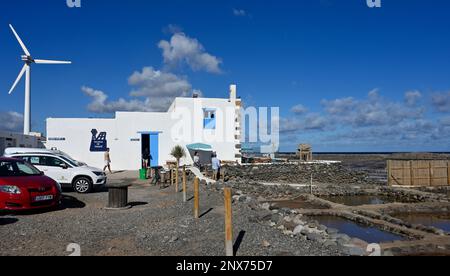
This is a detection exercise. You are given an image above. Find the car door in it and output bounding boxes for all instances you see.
[42,156,72,184]
[20,155,47,173]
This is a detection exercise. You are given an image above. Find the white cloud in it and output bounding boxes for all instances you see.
[163,24,183,35]
[280,89,441,147]
[291,104,308,115]
[303,114,328,130]
[128,67,191,98]
[83,67,200,114]
[431,92,450,113]
[280,113,328,133]
[0,112,23,132]
[404,90,422,106]
[84,28,215,114]
[158,33,222,74]
[321,97,356,115]
[440,116,450,126]
[233,9,247,17]
[82,86,152,113]
[322,90,424,128]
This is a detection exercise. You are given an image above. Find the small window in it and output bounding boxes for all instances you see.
[203,109,216,130]
[20,156,42,166]
[30,157,40,165]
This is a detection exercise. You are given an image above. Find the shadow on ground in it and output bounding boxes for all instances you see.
[0,217,19,226]
[62,186,109,194]
[199,208,214,218]
[129,202,148,208]
[60,195,86,209]
[234,230,246,256]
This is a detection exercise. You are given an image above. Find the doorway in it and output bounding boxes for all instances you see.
[141,134,150,169]
[140,132,160,168]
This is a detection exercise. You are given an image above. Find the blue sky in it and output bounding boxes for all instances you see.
[1,0,450,152]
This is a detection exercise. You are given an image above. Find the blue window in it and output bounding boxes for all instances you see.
[203,109,216,130]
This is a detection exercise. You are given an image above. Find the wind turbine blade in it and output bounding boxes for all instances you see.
[9,24,31,56]
[34,59,72,64]
[8,64,27,94]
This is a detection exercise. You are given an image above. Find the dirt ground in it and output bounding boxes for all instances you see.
[0,171,340,256]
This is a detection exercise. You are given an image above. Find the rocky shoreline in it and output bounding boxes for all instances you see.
[208,162,450,256]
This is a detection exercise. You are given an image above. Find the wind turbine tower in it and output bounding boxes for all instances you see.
[8,24,71,135]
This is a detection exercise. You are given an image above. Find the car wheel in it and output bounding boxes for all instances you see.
[73,177,92,194]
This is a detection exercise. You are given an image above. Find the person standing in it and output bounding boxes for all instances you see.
[103,148,112,174]
[211,153,221,181]
[193,152,200,169]
[142,148,150,169]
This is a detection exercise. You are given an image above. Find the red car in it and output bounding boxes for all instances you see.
[0,157,61,211]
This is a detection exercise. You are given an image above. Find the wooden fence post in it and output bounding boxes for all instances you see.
[224,188,233,256]
[175,166,179,192]
[194,177,199,219]
[410,161,415,186]
[387,160,391,186]
[447,161,450,186]
[429,162,433,187]
[183,166,187,202]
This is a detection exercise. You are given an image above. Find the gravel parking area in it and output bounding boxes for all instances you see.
[0,171,342,256]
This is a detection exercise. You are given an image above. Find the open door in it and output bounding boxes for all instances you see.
[149,133,159,167]
[141,134,150,168]
[140,132,160,168]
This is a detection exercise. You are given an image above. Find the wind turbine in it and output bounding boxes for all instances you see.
[8,24,71,135]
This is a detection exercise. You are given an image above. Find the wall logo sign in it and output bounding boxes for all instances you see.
[90,129,108,152]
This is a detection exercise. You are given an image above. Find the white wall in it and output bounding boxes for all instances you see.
[46,96,240,170]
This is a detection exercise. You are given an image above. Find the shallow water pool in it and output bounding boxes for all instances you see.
[321,195,410,206]
[310,215,406,244]
[393,213,450,233]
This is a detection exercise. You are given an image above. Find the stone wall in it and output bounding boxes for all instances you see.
[225,163,379,186]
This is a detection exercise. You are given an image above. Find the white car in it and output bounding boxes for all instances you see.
[3,148,107,193]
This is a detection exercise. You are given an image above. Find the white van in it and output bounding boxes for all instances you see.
[4,148,107,193]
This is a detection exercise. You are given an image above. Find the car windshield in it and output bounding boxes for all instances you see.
[58,156,80,167]
[0,160,42,177]
[55,152,85,167]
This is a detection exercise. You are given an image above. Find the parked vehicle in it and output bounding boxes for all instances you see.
[4,148,107,194]
[0,157,61,211]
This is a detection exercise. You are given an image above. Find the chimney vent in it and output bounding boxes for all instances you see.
[230,84,237,101]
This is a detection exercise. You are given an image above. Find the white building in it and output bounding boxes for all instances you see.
[0,132,45,155]
[46,85,242,170]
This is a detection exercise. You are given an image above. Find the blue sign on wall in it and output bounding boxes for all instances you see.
[90,129,108,152]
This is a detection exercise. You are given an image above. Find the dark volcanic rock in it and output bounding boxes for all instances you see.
[225,163,378,186]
